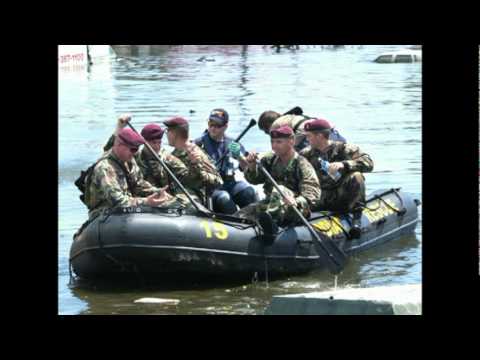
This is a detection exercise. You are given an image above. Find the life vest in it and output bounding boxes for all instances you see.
[195,131,236,179]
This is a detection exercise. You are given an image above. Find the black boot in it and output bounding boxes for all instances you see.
[349,210,362,240]
[257,212,278,242]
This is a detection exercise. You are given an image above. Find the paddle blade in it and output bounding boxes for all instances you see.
[311,231,348,275]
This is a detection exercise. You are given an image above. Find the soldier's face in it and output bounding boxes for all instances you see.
[148,139,162,153]
[305,132,324,148]
[115,142,138,162]
[271,138,294,156]
[166,129,175,146]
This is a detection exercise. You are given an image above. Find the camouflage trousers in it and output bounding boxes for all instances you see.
[313,172,366,213]
[234,185,310,226]
[165,191,219,214]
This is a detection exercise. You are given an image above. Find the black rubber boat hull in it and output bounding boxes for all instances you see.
[70,188,420,281]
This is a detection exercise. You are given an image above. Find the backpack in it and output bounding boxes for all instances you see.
[74,161,101,205]
[74,154,135,207]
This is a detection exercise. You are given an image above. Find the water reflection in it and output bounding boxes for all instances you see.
[237,45,255,119]
[67,232,419,315]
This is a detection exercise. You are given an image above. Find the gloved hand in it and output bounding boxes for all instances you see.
[117,114,132,128]
[228,142,241,159]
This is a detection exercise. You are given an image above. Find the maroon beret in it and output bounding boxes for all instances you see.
[163,116,189,128]
[117,128,145,147]
[141,124,164,141]
[209,108,229,125]
[304,118,332,132]
[270,125,294,138]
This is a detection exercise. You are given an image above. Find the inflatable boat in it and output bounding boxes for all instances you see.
[70,188,420,282]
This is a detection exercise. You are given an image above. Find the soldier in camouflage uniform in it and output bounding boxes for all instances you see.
[258,109,346,151]
[103,117,188,192]
[103,116,192,205]
[136,124,188,192]
[236,125,320,233]
[84,128,178,219]
[163,116,223,206]
[301,118,374,238]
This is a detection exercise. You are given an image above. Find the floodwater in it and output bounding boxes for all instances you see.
[58,45,422,315]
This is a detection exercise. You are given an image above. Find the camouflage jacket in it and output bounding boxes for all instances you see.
[172,142,223,199]
[103,133,188,192]
[244,151,320,208]
[136,147,188,193]
[84,150,159,215]
[300,141,374,190]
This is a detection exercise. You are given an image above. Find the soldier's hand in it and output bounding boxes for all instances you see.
[284,194,297,207]
[156,185,169,197]
[163,191,174,202]
[187,151,202,165]
[238,155,249,170]
[186,143,201,164]
[245,151,258,170]
[145,186,169,206]
[117,113,132,128]
[329,162,344,174]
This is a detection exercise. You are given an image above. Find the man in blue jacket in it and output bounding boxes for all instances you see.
[194,108,257,214]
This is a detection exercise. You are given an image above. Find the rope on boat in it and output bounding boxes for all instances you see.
[308,211,350,239]
[358,188,406,217]
[328,214,352,239]
[307,187,408,241]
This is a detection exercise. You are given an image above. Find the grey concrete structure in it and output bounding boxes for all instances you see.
[264,284,421,315]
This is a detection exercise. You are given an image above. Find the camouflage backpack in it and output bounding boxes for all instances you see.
[74,156,108,205]
[74,154,135,206]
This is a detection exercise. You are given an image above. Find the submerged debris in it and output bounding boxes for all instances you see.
[134,297,180,305]
[197,56,215,62]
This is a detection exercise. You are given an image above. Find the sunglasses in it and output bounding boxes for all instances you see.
[208,122,225,129]
[120,141,139,154]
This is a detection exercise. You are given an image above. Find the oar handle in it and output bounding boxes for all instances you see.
[215,118,257,167]
[125,121,204,214]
